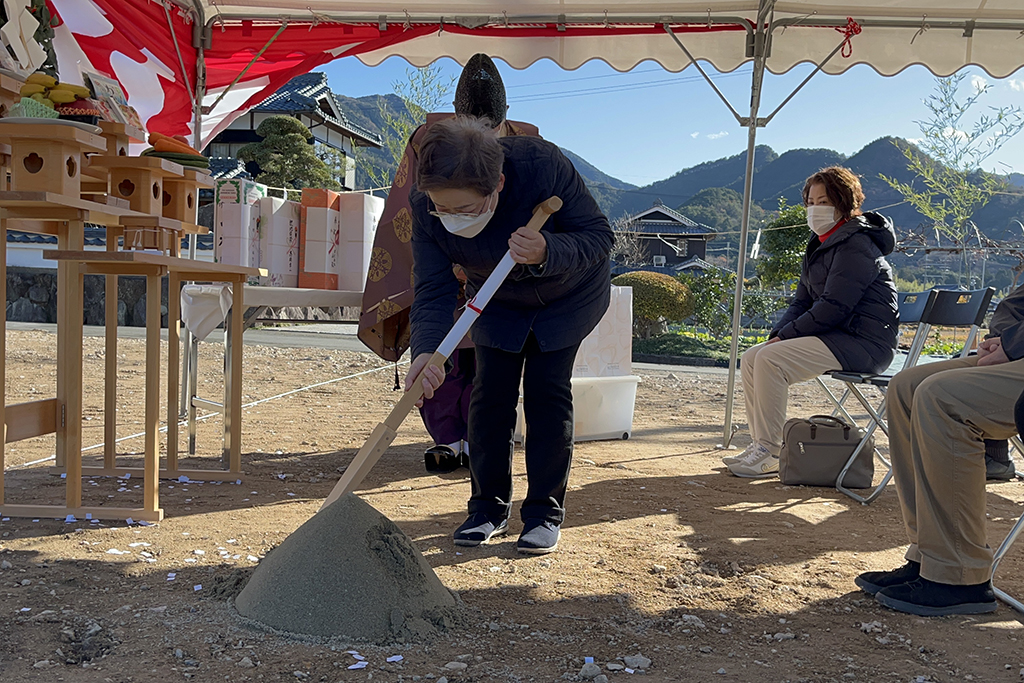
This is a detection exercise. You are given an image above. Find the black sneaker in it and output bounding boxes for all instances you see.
[453,513,508,547]
[516,519,560,555]
[875,577,997,616]
[854,560,921,595]
[424,445,461,473]
[986,457,1017,481]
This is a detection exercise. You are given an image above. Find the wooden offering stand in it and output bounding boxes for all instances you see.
[81,121,147,200]
[0,120,149,521]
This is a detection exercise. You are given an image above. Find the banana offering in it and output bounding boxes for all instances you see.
[18,72,93,111]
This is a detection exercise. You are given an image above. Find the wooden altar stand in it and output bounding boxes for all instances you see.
[0,120,257,522]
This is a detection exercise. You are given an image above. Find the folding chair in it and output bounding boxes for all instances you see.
[992,394,1024,614]
[818,288,995,504]
[813,291,936,502]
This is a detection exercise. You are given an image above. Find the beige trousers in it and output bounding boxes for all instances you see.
[888,355,1023,585]
[740,337,842,456]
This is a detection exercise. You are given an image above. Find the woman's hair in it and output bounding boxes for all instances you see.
[416,116,504,196]
[802,166,865,219]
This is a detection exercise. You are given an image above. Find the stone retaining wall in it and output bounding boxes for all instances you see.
[5,267,355,327]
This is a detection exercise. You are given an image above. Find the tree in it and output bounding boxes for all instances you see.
[881,73,1024,284]
[237,116,339,199]
[754,199,808,289]
[609,212,647,267]
[611,271,694,340]
[356,65,456,191]
[316,143,352,191]
[679,268,784,338]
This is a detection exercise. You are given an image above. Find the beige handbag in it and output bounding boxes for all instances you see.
[779,415,874,488]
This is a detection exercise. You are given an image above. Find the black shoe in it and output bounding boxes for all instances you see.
[986,456,1017,481]
[855,560,921,595]
[453,513,508,547]
[516,519,560,555]
[424,445,461,473]
[875,577,997,616]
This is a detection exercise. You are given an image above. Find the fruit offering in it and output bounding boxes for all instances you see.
[56,98,103,125]
[17,71,94,116]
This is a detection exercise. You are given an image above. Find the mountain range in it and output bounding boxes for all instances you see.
[336,92,1024,249]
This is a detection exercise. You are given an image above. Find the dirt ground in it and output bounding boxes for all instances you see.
[1,328,1022,683]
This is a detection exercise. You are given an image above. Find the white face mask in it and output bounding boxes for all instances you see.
[433,191,497,239]
[806,205,839,235]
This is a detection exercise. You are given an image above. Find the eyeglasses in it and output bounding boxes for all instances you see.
[428,190,496,219]
[428,210,483,219]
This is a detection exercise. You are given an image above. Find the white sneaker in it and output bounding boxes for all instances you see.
[722,443,756,466]
[728,444,779,478]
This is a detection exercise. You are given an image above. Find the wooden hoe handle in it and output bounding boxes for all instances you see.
[320,196,562,510]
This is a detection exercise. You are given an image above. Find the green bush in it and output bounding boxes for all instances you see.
[612,271,695,339]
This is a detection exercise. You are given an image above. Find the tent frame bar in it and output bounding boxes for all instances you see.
[198,12,1024,35]
[202,13,758,32]
[164,1,196,109]
[760,36,852,125]
[205,20,289,114]
[663,25,745,125]
[662,0,856,447]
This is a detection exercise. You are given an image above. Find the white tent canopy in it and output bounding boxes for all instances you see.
[193,1,1024,77]
[85,0,1023,442]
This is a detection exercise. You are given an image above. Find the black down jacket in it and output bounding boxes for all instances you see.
[770,212,899,374]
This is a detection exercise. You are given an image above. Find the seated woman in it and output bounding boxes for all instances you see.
[725,166,898,478]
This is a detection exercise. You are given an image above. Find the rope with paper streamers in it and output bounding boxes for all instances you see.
[835,17,862,58]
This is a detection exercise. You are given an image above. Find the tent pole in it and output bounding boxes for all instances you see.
[181,25,206,418]
[720,4,773,448]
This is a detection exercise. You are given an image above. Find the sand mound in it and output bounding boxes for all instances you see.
[234,493,460,641]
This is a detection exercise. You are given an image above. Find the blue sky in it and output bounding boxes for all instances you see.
[320,56,1024,188]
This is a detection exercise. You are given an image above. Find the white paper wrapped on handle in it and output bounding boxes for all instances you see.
[180,284,233,341]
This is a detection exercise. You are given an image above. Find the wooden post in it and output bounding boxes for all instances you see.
[166,271,180,471]
[143,273,161,514]
[103,226,119,469]
[58,219,86,508]
[228,277,244,473]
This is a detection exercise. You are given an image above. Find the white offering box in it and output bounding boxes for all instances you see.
[335,192,384,292]
[215,179,266,282]
[302,205,341,275]
[259,196,300,287]
[573,285,633,378]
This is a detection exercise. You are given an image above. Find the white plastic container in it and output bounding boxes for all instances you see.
[515,375,640,443]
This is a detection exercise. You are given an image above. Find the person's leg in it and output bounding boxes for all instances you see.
[743,336,841,456]
[457,348,476,464]
[983,438,1015,481]
[729,336,840,478]
[419,350,471,470]
[874,359,1024,615]
[857,356,973,595]
[465,343,524,522]
[1016,389,1024,435]
[908,361,1021,584]
[885,357,973,565]
[723,343,765,466]
[739,342,764,443]
[518,335,580,553]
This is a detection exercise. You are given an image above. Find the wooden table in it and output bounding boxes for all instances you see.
[0,191,141,521]
[39,251,261,519]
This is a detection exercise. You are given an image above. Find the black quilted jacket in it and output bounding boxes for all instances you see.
[770,212,899,374]
[409,137,613,357]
